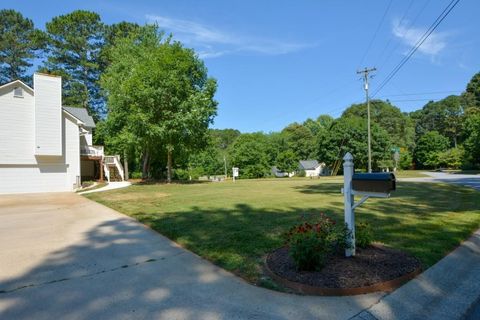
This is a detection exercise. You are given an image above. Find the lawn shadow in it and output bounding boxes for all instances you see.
[293,182,342,195]
[292,181,479,267]
[135,179,211,185]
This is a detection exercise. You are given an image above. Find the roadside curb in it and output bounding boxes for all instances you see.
[350,228,480,320]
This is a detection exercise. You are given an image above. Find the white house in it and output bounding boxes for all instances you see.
[271,166,295,178]
[0,73,124,194]
[299,160,325,177]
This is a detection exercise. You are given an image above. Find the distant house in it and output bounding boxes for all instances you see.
[271,166,295,178]
[0,73,124,194]
[299,160,325,177]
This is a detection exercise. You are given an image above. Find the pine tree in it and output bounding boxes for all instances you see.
[41,10,104,118]
[0,9,43,84]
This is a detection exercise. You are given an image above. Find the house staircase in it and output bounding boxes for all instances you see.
[103,155,125,182]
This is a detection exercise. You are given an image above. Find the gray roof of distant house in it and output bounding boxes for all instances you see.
[62,106,96,128]
[299,160,320,170]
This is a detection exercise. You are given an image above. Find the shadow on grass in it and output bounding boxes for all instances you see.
[292,182,342,195]
[126,181,479,278]
[135,179,211,185]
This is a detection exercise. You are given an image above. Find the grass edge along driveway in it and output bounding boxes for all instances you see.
[85,178,480,285]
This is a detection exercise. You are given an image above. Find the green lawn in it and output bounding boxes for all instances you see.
[85,177,479,284]
[391,170,429,178]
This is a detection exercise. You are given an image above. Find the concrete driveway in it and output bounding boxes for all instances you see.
[0,193,382,320]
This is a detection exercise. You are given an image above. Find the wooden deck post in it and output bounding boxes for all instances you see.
[99,158,104,182]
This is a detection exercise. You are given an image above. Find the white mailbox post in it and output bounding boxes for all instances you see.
[343,153,355,257]
[232,167,239,182]
[342,152,395,257]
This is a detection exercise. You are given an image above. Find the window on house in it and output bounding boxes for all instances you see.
[14,87,23,98]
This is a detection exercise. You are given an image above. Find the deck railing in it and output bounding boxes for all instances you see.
[81,145,104,157]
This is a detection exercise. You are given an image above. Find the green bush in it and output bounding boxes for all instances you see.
[284,214,351,271]
[174,169,190,180]
[356,222,374,248]
[297,170,306,177]
[130,171,143,179]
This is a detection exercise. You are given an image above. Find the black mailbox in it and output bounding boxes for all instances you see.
[352,173,396,194]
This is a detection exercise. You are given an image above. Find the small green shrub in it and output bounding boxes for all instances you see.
[284,214,351,271]
[297,170,306,177]
[356,222,374,248]
[174,169,190,180]
[130,171,143,179]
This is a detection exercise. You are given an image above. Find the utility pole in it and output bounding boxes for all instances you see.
[357,67,376,173]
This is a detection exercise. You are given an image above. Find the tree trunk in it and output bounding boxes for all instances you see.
[142,150,149,180]
[167,149,172,184]
[124,151,129,181]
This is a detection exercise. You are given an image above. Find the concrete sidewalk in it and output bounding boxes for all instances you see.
[351,172,480,320]
[78,181,131,194]
[352,229,480,320]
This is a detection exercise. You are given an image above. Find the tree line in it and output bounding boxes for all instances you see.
[2,9,479,180]
[193,72,480,179]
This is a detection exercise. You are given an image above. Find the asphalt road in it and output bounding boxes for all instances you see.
[400,171,480,190]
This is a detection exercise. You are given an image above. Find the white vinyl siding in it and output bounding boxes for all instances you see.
[0,74,85,194]
[0,114,80,194]
[64,114,81,189]
[0,84,36,164]
[0,164,69,194]
[34,74,62,156]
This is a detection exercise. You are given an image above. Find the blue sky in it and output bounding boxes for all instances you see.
[5,0,480,132]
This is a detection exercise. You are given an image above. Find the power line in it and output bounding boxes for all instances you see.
[372,0,461,97]
[357,0,393,68]
[377,0,431,71]
[377,90,462,98]
[375,0,415,67]
[388,98,445,102]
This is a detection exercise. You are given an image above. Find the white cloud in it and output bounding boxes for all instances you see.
[392,19,448,57]
[146,14,312,58]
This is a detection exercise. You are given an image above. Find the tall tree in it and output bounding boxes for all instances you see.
[342,100,415,150]
[210,128,241,150]
[100,21,141,70]
[463,72,480,110]
[101,25,217,182]
[414,131,449,168]
[229,133,271,178]
[462,113,480,168]
[317,116,393,170]
[276,150,298,175]
[0,10,43,84]
[281,123,316,160]
[413,95,465,147]
[42,10,105,117]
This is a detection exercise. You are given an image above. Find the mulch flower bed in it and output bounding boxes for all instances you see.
[265,244,422,295]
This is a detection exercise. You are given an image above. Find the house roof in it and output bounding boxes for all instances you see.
[62,106,96,128]
[299,160,320,170]
[0,79,34,95]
